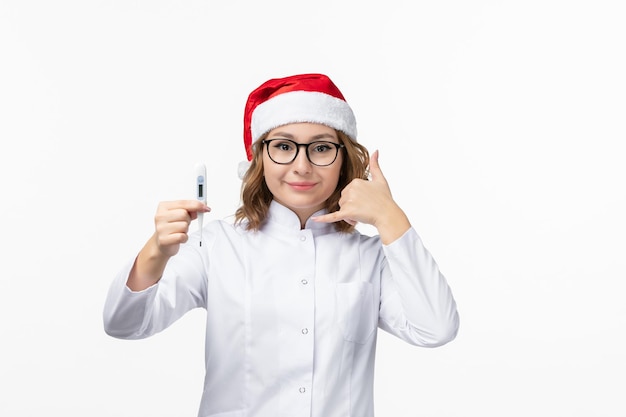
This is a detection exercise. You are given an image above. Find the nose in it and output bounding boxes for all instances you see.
[292,146,313,174]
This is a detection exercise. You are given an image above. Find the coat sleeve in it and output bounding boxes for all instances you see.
[102,234,208,340]
[377,227,460,347]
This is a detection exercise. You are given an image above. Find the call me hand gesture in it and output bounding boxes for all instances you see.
[313,150,411,245]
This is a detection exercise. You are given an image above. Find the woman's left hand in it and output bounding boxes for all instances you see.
[313,150,411,244]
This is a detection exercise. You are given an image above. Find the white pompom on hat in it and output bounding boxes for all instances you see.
[238,73,357,179]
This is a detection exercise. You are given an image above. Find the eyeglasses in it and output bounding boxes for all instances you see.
[262,138,345,166]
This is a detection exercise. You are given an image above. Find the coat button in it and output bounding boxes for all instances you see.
[301,328,309,334]
[299,387,306,393]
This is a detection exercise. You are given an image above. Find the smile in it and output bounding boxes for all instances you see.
[287,182,317,191]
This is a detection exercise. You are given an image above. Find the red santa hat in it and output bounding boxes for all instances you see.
[238,73,357,177]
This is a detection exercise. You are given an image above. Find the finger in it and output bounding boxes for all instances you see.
[156,219,190,236]
[311,211,346,224]
[159,200,210,221]
[171,199,211,214]
[368,150,387,183]
[159,231,189,247]
[312,211,358,226]
[311,211,358,226]
[156,208,190,226]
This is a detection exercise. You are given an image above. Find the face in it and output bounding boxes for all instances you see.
[262,122,343,223]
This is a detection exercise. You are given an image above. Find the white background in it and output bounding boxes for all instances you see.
[1,1,625,416]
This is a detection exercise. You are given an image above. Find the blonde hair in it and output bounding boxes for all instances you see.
[234,130,370,232]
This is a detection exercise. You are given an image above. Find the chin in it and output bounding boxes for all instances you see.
[279,196,325,210]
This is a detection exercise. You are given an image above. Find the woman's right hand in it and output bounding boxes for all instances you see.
[154,200,211,257]
[127,200,210,291]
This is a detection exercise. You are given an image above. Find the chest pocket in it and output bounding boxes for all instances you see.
[335,281,377,344]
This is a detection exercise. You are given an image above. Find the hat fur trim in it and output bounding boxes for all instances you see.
[251,90,357,142]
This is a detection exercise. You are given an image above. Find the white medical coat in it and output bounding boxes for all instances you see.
[103,201,459,417]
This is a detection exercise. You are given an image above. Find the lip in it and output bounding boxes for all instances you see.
[287,181,317,191]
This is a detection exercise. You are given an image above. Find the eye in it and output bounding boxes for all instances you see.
[310,142,334,153]
[270,140,295,152]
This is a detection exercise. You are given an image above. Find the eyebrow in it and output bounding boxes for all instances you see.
[269,132,338,141]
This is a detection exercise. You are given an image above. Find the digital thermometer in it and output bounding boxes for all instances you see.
[195,163,207,246]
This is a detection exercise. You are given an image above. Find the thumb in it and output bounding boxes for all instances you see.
[368,150,386,182]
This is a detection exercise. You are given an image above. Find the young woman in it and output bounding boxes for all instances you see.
[103,73,459,417]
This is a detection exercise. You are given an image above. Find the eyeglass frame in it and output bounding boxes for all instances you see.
[261,138,345,166]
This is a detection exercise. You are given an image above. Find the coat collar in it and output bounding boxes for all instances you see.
[262,200,335,237]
